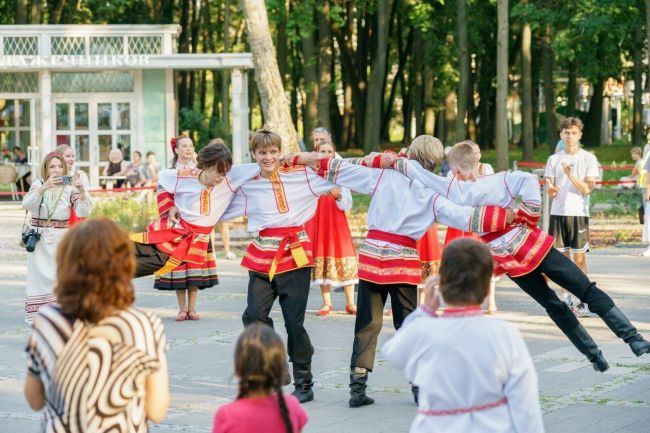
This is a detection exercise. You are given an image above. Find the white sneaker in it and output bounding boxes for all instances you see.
[225,251,237,260]
[642,248,650,257]
[562,295,576,313]
[575,303,592,317]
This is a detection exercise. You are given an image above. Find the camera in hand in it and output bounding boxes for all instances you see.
[22,229,41,252]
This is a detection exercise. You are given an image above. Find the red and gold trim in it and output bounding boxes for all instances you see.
[269,172,289,214]
[482,227,554,277]
[241,226,313,280]
[157,191,175,216]
[358,230,421,285]
[178,168,200,178]
[199,187,213,215]
[30,218,69,229]
[469,205,509,233]
[513,201,541,229]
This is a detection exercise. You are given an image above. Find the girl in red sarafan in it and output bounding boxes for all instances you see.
[304,139,358,316]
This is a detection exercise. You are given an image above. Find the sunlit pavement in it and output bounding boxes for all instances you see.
[1,207,649,433]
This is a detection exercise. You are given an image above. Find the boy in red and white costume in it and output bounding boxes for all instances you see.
[393,141,650,372]
[309,135,514,408]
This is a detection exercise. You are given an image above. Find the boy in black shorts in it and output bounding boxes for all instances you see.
[545,117,599,316]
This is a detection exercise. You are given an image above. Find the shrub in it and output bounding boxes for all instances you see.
[92,195,159,232]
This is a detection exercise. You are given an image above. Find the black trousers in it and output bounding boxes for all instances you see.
[242,268,314,366]
[350,280,418,371]
[133,242,169,278]
[511,248,615,334]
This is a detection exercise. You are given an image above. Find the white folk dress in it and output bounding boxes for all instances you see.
[21,181,93,322]
[382,307,544,433]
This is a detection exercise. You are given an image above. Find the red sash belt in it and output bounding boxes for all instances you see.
[259,226,310,280]
[367,229,416,248]
[130,219,213,275]
[417,397,508,417]
[480,227,511,243]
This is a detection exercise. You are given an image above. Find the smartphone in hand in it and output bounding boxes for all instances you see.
[61,175,73,185]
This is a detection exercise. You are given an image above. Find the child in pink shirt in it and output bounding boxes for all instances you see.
[212,324,308,433]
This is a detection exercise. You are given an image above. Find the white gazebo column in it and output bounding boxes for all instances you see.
[38,70,53,167]
[165,68,176,161]
[231,68,250,164]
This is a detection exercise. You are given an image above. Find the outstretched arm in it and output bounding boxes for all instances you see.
[432,191,513,234]
[313,158,384,196]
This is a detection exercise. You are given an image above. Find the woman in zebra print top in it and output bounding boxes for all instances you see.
[24,218,169,433]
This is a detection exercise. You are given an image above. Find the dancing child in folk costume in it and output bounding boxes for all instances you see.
[219,128,360,404]
[21,152,93,322]
[393,141,650,372]
[304,137,358,316]
[302,135,515,408]
[382,239,544,433]
[149,135,215,321]
[130,142,260,320]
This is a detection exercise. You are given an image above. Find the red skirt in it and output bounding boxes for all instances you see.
[416,224,442,286]
[68,208,85,227]
[443,227,481,248]
[304,195,358,286]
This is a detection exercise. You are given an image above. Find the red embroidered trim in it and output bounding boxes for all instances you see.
[417,397,508,417]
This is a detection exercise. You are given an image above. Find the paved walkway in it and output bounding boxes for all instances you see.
[1,208,649,432]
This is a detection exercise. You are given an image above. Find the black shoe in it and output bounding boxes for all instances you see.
[349,368,375,408]
[630,340,650,356]
[292,363,314,404]
[411,384,419,405]
[600,307,650,357]
[565,324,609,372]
[292,386,314,404]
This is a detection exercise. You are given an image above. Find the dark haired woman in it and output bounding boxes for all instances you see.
[24,217,169,432]
[212,323,308,433]
[131,141,260,321]
[21,152,93,322]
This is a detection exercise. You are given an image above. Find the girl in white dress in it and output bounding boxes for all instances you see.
[21,152,93,322]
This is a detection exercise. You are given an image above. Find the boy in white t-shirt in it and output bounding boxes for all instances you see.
[545,117,599,316]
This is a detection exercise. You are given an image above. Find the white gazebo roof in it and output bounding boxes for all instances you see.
[0,25,253,71]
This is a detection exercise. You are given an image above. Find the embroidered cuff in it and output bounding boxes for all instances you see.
[513,201,541,228]
[391,157,408,175]
[318,158,342,183]
[157,192,175,215]
[470,205,508,233]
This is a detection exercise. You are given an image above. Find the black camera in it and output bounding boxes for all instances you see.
[22,229,41,253]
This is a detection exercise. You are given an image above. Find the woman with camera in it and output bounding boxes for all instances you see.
[21,152,93,323]
[24,218,169,431]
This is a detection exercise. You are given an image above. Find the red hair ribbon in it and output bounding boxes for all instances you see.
[170,137,177,153]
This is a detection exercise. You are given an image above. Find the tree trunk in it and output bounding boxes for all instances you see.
[49,0,66,24]
[495,0,509,171]
[188,0,201,110]
[16,0,28,23]
[241,0,300,152]
[444,92,456,144]
[423,66,435,135]
[178,0,192,109]
[31,0,42,23]
[222,0,231,135]
[646,0,650,95]
[455,0,469,142]
[413,29,424,136]
[583,80,604,148]
[466,57,477,142]
[567,59,577,117]
[300,12,319,144]
[521,22,534,161]
[541,29,556,152]
[633,25,644,147]
[317,0,332,131]
[363,0,388,152]
[276,0,289,83]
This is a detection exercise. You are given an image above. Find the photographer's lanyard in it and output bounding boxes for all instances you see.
[43,186,65,223]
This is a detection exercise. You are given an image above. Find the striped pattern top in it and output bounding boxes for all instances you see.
[25,305,167,433]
